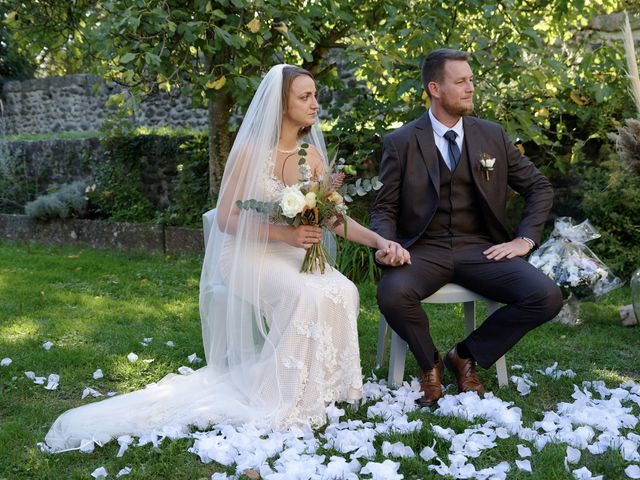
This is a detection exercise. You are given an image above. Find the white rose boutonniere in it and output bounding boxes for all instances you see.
[480,153,496,181]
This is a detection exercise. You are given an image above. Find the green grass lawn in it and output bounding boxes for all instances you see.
[0,241,638,479]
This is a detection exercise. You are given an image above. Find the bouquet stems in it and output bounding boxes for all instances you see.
[301,242,334,274]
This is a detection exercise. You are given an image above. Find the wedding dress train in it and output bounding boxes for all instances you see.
[45,243,362,451]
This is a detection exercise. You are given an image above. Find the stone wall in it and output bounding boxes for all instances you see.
[0,74,208,135]
[0,213,204,254]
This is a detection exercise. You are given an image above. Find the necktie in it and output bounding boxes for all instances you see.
[443,130,461,171]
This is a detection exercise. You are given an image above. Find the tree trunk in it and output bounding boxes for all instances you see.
[207,92,232,204]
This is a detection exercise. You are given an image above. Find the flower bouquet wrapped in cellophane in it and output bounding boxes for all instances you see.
[529,217,623,301]
[237,143,382,274]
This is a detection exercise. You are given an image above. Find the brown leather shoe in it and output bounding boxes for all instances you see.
[415,353,443,407]
[444,346,485,396]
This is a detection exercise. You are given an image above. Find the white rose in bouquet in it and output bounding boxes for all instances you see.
[279,185,306,218]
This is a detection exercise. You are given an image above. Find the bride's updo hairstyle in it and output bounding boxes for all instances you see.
[282,66,315,138]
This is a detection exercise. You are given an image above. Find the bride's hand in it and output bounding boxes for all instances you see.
[284,225,323,249]
[375,238,411,266]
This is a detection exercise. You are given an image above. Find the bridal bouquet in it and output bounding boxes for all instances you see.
[529,217,623,300]
[237,144,382,274]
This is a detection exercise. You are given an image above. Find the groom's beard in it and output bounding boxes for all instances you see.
[442,97,474,117]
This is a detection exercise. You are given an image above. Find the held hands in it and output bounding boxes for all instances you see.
[375,239,411,267]
[284,225,323,250]
[483,238,531,260]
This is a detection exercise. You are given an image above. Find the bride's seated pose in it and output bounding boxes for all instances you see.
[45,64,410,451]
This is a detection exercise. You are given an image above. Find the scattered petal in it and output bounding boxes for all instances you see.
[166,341,175,347]
[188,353,202,364]
[127,352,138,362]
[517,444,532,457]
[91,466,108,478]
[361,459,403,480]
[82,387,103,399]
[44,373,59,390]
[626,465,640,479]
[79,439,95,453]
[42,341,53,350]
[1,357,12,366]
[419,440,437,461]
[566,446,581,464]
[117,436,133,457]
[93,369,104,379]
[116,466,132,477]
[572,466,603,480]
[516,459,532,472]
[178,366,194,375]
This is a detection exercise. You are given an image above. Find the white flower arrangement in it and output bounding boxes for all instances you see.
[529,217,623,300]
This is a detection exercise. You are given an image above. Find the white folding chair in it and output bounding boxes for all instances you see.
[376,283,509,388]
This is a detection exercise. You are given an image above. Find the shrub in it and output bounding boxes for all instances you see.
[159,134,211,227]
[24,180,89,220]
[580,146,640,279]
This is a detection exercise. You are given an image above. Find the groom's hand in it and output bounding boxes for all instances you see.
[375,241,411,267]
[484,238,531,260]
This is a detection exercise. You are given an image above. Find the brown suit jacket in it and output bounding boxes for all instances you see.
[370,112,553,248]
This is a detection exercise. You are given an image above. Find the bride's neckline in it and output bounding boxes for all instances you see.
[276,144,300,154]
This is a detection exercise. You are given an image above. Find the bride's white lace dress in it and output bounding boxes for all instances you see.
[44,173,362,451]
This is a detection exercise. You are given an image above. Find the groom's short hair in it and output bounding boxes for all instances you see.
[422,49,469,98]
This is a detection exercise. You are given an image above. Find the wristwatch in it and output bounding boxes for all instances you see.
[519,236,535,250]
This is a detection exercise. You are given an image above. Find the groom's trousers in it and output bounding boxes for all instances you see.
[377,237,563,371]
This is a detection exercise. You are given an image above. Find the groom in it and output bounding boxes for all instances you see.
[371,49,562,406]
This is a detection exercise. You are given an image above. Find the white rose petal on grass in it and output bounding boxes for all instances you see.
[188,353,202,364]
[117,435,133,457]
[516,459,532,473]
[178,366,194,375]
[1,358,12,366]
[626,465,640,479]
[566,446,581,464]
[360,459,403,480]
[42,341,53,350]
[325,402,345,424]
[381,440,415,458]
[116,466,132,477]
[517,444,532,457]
[91,466,108,478]
[127,352,138,362]
[92,369,103,379]
[82,387,103,399]
[572,466,603,480]
[79,439,95,453]
[142,359,155,364]
[44,374,59,390]
[166,341,175,347]
[419,440,437,461]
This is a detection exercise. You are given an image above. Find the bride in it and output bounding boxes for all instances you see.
[45,64,410,451]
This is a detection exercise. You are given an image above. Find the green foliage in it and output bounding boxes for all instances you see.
[0,5,35,82]
[91,136,166,223]
[160,134,211,227]
[580,147,640,278]
[0,142,36,214]
[24,179,89,220]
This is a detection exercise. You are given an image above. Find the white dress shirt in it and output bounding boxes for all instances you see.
[429,109,464,171]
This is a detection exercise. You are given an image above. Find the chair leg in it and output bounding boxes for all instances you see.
[486,299,509,387]
[495,355,508,387]
[375,315,389,369]
[463,301,476,335]
[388,332,408,387]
